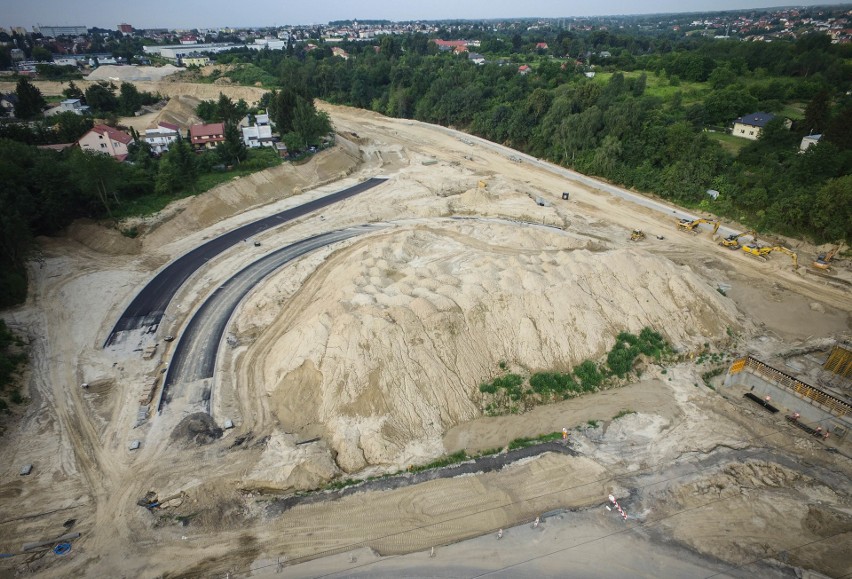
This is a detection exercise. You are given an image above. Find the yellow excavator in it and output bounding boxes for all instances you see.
[813,243,843,270]
[719,230,757,250]
[742,244,798,269]
[629,229,646,241]
[676,218,720,235]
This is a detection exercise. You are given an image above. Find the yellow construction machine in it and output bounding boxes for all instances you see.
[629,229,646,241]
[813,243,843,270]
[719,230,757,250]
[742,244,798,269]
[676,218,720,235]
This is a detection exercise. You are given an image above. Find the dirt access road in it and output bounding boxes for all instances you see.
[0,82,850,578]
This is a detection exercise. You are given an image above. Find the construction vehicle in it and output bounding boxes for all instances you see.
[742,244,798,269]
[629,229,646,241]
[676,218,720,235]
[719,230,757,250]
[813,243,843,270]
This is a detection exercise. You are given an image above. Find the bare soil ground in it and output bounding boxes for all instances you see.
[0,81,850,578]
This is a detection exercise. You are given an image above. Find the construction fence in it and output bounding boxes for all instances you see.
[728,355,851,419]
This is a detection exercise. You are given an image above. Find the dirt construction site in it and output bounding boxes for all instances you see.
[0,79,851,578]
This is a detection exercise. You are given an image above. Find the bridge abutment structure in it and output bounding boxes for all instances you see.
[723,354,851,441]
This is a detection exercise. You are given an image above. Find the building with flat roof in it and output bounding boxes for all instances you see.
[37,25,88,37]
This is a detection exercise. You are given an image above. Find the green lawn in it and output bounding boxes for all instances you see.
[776,102,806,121]
[706,131,748,155]
[592,70,708,101]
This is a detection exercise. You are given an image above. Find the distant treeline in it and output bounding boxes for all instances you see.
[214,31,850,244]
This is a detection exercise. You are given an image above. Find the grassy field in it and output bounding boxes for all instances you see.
[706,131,748,155]
[592,70,708,102]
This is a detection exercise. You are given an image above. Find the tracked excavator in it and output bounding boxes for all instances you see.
[719,230,757,250]
[676,218,720,235]
[742,244,798,269]
[813,243,843,270]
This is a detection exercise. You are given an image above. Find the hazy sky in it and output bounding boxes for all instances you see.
[6,0,850,30]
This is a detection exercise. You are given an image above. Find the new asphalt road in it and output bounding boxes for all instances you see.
[159,224,387,412]
[105,178,387,347]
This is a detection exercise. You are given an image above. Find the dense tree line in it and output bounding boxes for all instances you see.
[214,30,850,243]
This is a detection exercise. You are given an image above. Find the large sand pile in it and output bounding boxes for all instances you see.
[85,64,182,82]
[241,220,741,473]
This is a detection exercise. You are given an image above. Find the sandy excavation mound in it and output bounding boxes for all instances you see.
[148,94,204,129]
[241,221,743,474]
[85,64,182,82]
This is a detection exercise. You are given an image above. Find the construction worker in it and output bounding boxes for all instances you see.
[562,427,568,441]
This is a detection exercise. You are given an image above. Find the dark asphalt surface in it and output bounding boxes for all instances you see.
[159,224,386,412]
[105,178,387,347]
[265,440,578,517]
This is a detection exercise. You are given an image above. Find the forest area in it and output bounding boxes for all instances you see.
[211,28,850,245]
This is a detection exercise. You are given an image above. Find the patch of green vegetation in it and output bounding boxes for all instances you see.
[613,409,635,420]
[479,373,523,399]
[410,449,469,472]
[508,431,563,450]
[529,371,582,396]
[587,419,601,428]
[110,148,282,220]
[498,360,507,371]
[701,367,725,389]
[607,327,669,377]
[574,360,604,390]
[706,131,748,156]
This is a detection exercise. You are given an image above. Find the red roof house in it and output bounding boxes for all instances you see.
[189,122,225,149]
[77,124,133,160]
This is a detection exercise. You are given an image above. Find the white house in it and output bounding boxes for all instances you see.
[47,98,90,116]
[799,133,821,152]
[144,121,180,154]
[241,123,274,148]
[732,112,775,140]
[78,124,133,160]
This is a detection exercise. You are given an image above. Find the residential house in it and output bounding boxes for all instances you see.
[732,112,775,140]
[0,93,17,117]
[468,52,485,65]
[144,121,180,154]
[518,64,532,75]
[189,122,225,150]
[46,98,90,116]
[241,122,274,148]
[535,42,549,50]
[331,46,349,60]
[77,124,133,160]
[799,134,821,152]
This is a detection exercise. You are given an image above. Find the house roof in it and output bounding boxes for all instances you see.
[91,124,133,145]
[734,112,775,128]
[158,121,179,131]
[190,123,225,137]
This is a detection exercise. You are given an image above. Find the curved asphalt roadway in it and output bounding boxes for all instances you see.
[105,177,387,347]
[159,224,386,412]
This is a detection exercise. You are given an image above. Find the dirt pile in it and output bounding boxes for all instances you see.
[171,412,223,445]
[242,220,742,472]
[85,64,181,82]
[655,461,851,577]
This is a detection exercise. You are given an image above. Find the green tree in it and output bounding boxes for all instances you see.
[803,89,831,135]
[217,121,247,166]
[62,81,84,100]
[84,83,118,113]
[117,82,143,116]
[14,77,46,119]
[31,46,52,62]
